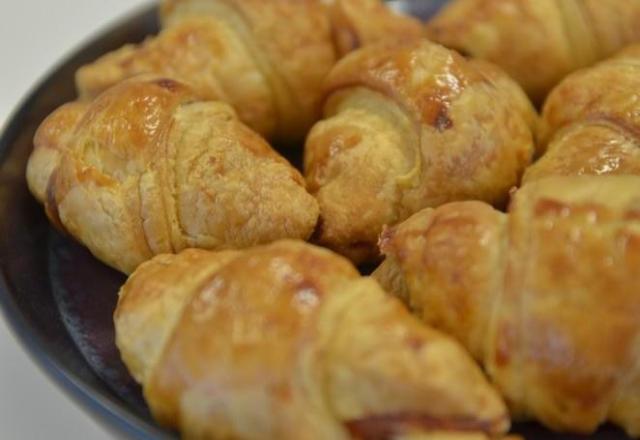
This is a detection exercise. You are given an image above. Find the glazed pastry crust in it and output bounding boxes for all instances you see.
[376,176,640,437]
[26,76,318,274]
[305,40,535,262]
[115,240,509,439]
[524,45,640,183]
[76,0,421,143]
[114,248,240,383]
[26,101,89,204]
[425,0,640,104]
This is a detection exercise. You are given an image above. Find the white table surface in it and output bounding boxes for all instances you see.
[0,1,153,438]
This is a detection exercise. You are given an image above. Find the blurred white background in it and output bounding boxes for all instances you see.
[0,1,152,438]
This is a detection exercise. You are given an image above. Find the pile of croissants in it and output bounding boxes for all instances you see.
[25,0,640,438]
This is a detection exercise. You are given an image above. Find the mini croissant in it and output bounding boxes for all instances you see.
[425,0,640,104]
[375,176,640,437]
[26,77,318,274]
[304,39,535,263]
[115,240,510,439]
[76,0,423,143]
[523,45,640,183]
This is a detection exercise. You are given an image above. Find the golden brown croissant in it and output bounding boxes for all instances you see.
[374,176,640,436]
[75,0,423,143]
[425,0,640,104]
[523,44,640,183]
[26,76,318,274]
[115,240,510,439]
[304,39,535,263]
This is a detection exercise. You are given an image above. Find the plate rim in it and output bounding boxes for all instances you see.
[0,4,173,439]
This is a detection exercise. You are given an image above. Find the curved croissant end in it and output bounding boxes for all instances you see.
[523,45,640,183]
[27,76,319,274]
[76,0,422,144]
[114,248,240,383]
[425,0,640,105]
[375,200,506,363]
[26,101,89,203]
[304,39,535,263]
[376,176,640,437]
[115,240,509,439]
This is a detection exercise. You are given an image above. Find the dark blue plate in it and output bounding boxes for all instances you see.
[0,2,629,439]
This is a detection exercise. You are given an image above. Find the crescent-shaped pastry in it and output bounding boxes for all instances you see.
[26,76,318,274]
[304,39,535,262]
[375,176,640,437]
[115,240,510,439]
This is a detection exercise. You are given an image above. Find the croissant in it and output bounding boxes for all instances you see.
[115,240,510,439]
[304,39,536,263]
[425,0,640,104]
[75,0,423,143]
[523,44,640,183]
[374,176,640,436]
[25,76,318,274]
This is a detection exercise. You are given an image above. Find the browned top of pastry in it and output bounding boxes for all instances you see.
[522,122,640,184]
[425,0,574,104]
[323,39,488,130]
[425,0,640,104]
[522,44,640,182]
[540,43,640,147]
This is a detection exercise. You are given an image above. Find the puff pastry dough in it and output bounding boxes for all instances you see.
[26,77,318,274]
[304,39,535,262]
[375,176,640,437]
[76,0,423,143]
[524,45,640,183]
[425,0,640,104]
[115,240,509,439]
